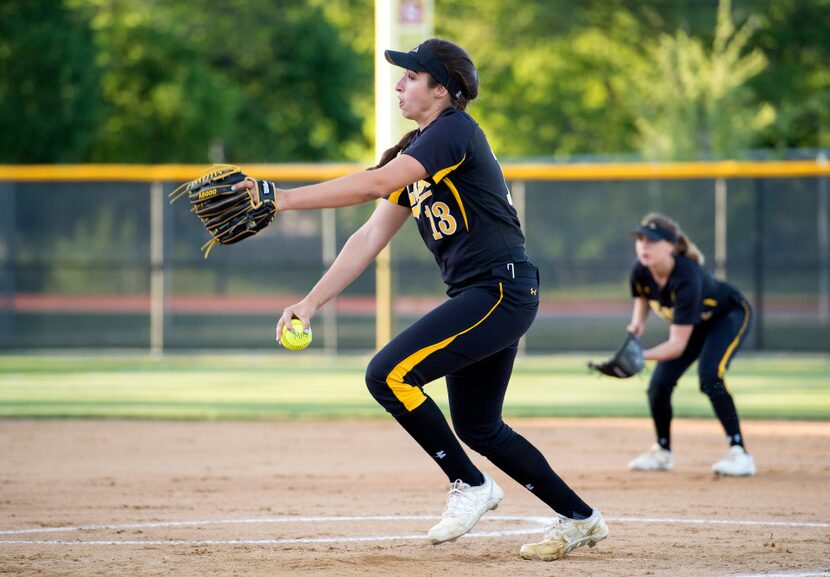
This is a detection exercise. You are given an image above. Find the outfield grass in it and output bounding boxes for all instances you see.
[0,353,828,420]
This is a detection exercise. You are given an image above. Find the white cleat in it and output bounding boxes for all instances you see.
[712,445,756,476]
[520,509,609,561]
[428,472,503,544]
[628,443,674,471]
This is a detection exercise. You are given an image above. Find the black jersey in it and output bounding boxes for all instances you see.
[630,254,744,325]
[386,107,527,286]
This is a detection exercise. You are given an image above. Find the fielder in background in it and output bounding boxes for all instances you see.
[233,38,607,561]
[626,213,756,476]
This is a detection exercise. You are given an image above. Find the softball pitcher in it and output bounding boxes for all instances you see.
[234,38,607,561]
[626,213,756,476]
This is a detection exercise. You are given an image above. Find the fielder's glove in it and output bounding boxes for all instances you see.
[170,165,278,257]
[588,332,645,378]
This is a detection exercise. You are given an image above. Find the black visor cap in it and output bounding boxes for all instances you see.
[385,42,464,101]
[631,220,677,243]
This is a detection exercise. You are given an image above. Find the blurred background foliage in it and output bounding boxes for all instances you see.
[1,0,828,164]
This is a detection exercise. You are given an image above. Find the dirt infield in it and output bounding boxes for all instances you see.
[1,418,828,577]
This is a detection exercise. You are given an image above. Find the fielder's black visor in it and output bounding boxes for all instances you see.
[385,42,464,101]
[631,219,677,243]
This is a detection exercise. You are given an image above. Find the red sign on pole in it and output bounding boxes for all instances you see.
[399,0,423,24]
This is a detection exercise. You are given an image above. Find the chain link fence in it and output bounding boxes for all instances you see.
[1,160,828,353]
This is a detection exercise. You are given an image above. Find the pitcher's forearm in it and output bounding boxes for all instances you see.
[305,236,378,309]
[276,155,428,212]
[278,172,387,211]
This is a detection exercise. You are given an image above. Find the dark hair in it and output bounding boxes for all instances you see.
[641,212,706,265]
[372,39,479,170]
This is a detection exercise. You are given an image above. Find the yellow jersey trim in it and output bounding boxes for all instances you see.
[386,283,504,411]
[649,300,674,321]
[444,177,469,232]
[388,187,405,204]
[432,154,466,184]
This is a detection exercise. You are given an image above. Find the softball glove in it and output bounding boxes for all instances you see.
[171,165,278,257]
[588,332,645,378]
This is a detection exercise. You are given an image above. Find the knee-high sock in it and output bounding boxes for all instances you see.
[649,389,673,451]
[482,428,593,520]
[395,397,484,486]
[705,381,745,448]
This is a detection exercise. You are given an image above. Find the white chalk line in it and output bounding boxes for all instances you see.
[1,514,828,546]
[605,516,830,528]
[0,515,458,536]
[729,574,830,577]
[0,528,547,547]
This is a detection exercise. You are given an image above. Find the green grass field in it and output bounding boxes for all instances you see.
[0,353,828,420]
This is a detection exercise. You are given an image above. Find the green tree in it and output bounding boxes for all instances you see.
[0,0,103,162]
[74,0,240,162]
[625,0,773,160]
[76,0,369,162]
[1,0,826,163]
[308,0,375,160]
[437,0,824,161]
[437,0,644,158]
[748,0,830,149]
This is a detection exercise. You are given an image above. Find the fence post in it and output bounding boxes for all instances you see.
[752,178,765,349]
[512,180,527,355]
[150,181,165,357]
[0,183,15,341]
[714,177,727,280]
[818,152,829,325]
[321,207,338,354]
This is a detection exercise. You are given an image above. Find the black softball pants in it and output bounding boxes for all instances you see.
[648,300,753,450]
[365,264,593,519]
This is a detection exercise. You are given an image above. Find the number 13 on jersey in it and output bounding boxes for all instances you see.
[424,201,457,239]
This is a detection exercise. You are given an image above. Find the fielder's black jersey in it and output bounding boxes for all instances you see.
[630,254,744,325]
[386,107,527,286]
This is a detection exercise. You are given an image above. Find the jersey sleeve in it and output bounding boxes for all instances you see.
[671,266,703,325]
[630,264,648,298]
[385,186,409,208]
[403,115,470,183]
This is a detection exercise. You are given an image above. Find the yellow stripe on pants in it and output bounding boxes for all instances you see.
[718,301,752,380]
[386,283,504,412]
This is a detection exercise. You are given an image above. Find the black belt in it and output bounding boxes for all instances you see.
[461,261,538,284]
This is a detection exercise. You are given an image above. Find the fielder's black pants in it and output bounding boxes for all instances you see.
[648,300,753,451]
[365,263,593,520]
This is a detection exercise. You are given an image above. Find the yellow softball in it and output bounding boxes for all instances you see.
[280,318,312,351]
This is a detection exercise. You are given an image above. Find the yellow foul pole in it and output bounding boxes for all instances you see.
[374,0,434,350]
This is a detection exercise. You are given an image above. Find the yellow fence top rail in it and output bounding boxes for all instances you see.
[0,159,828,182]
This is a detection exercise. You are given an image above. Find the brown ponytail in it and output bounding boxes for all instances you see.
[370,129,418,170]
[675,233,705,266]
[641,212,706,265]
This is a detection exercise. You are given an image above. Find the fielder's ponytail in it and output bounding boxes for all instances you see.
[675,233,705,266]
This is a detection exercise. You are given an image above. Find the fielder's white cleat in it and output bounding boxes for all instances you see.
[428,472,503,544]
[520,509,609,561]
[712,445,756,476]
[628,443,674,471]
